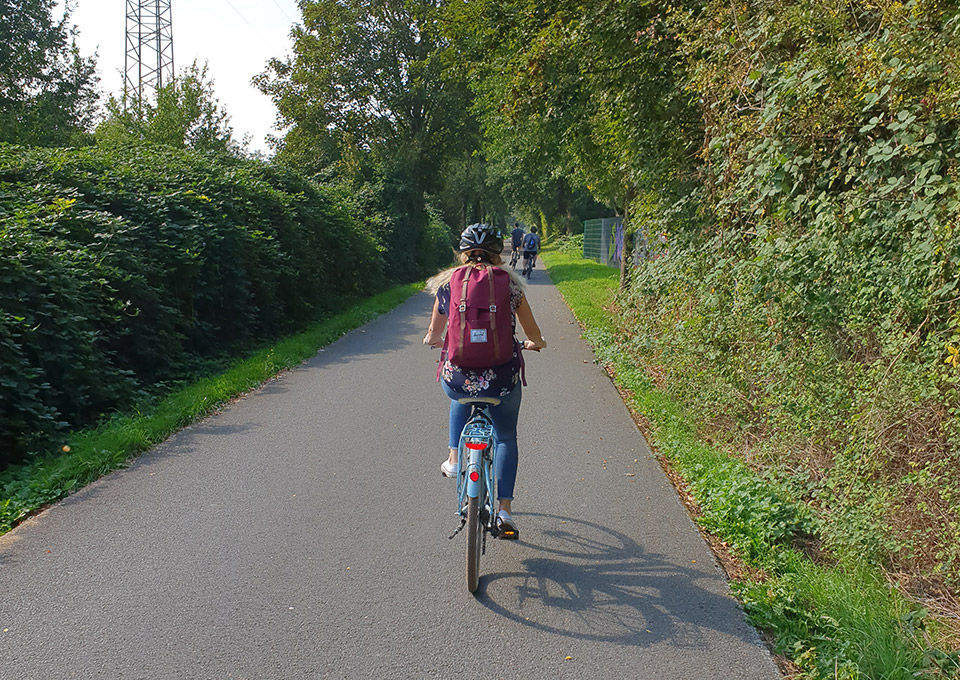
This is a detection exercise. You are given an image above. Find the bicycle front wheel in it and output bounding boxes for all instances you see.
[465,495,482,593]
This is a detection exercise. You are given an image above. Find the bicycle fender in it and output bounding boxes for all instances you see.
[466,450,481,498]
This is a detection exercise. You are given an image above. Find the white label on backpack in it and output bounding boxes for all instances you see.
[470,329,488,343]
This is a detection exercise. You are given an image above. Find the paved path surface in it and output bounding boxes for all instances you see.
[0,266,780,679]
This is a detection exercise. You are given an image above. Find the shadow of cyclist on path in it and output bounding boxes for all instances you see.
[474,512,753,649]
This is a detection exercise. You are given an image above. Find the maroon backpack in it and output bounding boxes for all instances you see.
[445,264,514,368]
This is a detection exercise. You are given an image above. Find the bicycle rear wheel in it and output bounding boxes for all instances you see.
[465,495,482,593]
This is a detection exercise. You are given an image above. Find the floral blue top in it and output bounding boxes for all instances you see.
[438,275,524,398]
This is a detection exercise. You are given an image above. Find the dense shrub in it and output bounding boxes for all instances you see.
[0,143,385,467]
[555,233,585,256]
[620,1,960,590]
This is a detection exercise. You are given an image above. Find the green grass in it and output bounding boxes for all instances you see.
[541,248,955,679]
[0,283,421,535]
[736,554,932,680]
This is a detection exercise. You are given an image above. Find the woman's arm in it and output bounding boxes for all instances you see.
[423,297,446,347]
[515,296,546,350]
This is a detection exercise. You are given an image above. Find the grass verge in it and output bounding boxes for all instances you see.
[541,248,957,679]
[0,283,421,535]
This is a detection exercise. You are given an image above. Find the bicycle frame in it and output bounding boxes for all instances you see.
[455,402,498,539]
[518,248,536,276]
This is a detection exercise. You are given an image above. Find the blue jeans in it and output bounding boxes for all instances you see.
[442,382,521,500]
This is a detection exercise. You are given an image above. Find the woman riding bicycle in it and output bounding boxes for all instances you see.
[423,223,547,538]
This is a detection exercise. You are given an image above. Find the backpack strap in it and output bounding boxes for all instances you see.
[457,266,471,364]
[487,269,501,363]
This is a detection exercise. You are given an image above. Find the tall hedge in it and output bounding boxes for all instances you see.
[0,143,384,467]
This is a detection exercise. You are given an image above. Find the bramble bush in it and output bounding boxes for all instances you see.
[620,0,960,593]
[545,249,957,678]
[0,143,394,468]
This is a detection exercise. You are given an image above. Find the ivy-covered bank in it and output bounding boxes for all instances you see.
[544,246,959,679]
[439,0,960,617]
[629,2,960,597]
[0,144,449,469]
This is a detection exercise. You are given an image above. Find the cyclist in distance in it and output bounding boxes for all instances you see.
[423,223,547,537]
[522,226,541,278]
[510,222,524,267]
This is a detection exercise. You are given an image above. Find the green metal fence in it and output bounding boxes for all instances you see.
[583,217,669,267]
[583,218,623,266]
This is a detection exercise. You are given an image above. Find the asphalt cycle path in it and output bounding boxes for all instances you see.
[0,261,781,680]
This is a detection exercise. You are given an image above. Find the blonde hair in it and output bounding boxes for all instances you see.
[459,250,502,266]
[426,250,525,294]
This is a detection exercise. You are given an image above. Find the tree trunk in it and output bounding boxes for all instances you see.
[556,178,572,236]
[619,188,637,291]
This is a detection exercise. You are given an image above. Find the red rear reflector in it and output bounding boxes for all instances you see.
[465,441,487,450]
[469,471,480,482]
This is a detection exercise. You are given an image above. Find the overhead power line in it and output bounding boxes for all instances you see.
[269,0,297,25]
[220,0,285,54]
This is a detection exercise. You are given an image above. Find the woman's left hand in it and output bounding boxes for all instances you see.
[424,332,443,348]
[523,338,545,352]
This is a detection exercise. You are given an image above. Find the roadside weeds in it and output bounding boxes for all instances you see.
[540,248,958,680]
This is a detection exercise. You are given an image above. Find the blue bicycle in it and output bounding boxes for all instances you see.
[450,396,507,592]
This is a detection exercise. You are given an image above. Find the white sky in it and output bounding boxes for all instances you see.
[58,0,302,153]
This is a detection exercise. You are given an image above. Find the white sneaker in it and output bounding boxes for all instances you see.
[441,459,458,478]
[497,511,519,539]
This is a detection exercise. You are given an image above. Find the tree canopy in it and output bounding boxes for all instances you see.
[97,62,236,154]
[256,0,478,270]
[440,0,700,234]
[0,0,99,146]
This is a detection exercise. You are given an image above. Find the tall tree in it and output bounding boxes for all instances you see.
[97,62,236,154]
[443,0,701,250]
[256,0,475,272]
[0,0,99,146]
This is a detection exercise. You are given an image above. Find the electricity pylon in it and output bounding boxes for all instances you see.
[124,0,175,102]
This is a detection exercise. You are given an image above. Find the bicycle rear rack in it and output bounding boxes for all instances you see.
[460,419,494,441]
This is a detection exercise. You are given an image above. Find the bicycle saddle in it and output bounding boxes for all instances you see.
[457,396,501,406]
